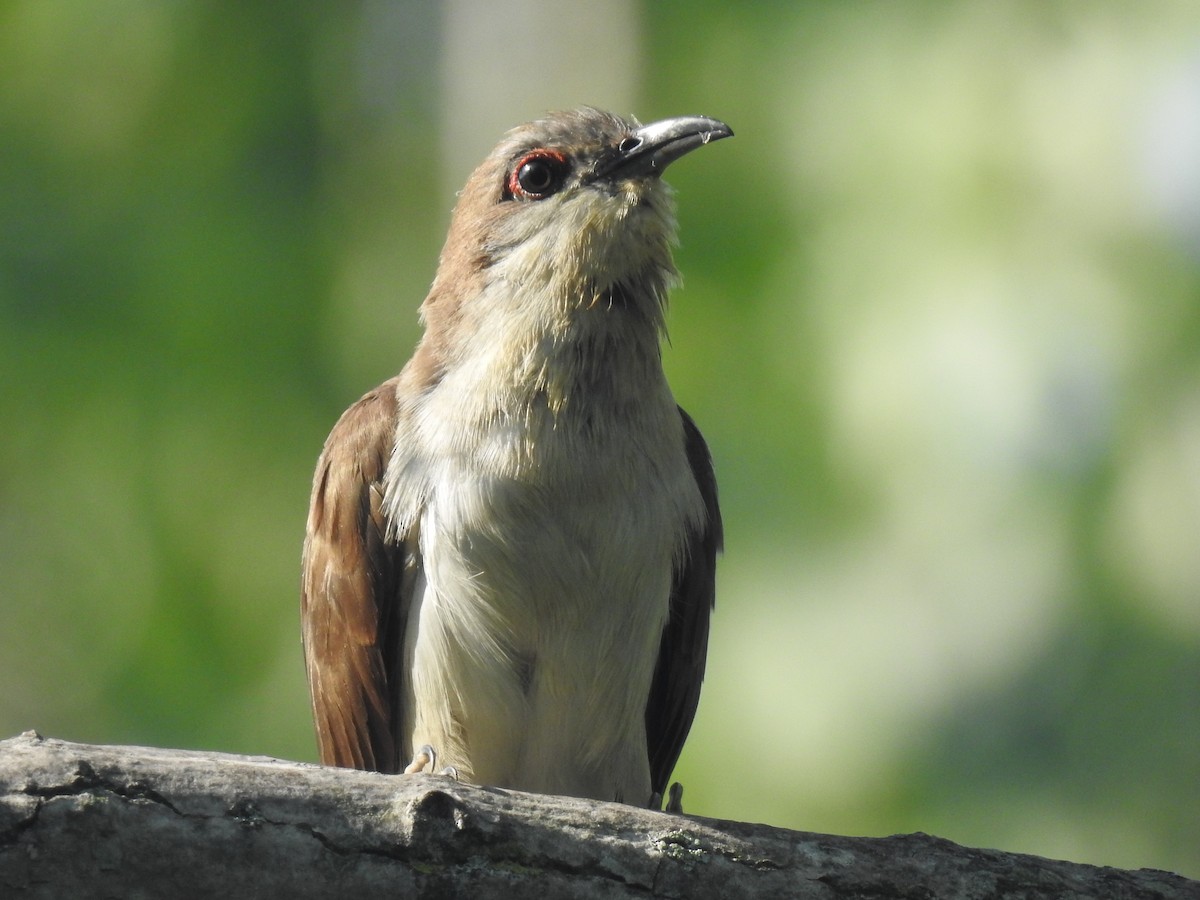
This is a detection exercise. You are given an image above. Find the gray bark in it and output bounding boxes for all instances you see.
[0,732,1194,899]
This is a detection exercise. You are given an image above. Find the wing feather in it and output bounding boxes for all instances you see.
[301,379,409,772]
[645,407,723,797]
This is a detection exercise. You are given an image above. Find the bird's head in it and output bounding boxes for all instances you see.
[419,108,731,361]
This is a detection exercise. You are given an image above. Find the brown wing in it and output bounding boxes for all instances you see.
[645,407,723,797]
[301,378,410,772]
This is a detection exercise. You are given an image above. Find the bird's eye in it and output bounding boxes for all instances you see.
[508,150,567,200]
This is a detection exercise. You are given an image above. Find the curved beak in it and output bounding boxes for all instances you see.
[593,115,733,180]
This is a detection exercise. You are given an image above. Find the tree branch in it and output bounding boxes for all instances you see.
[0,732,1192,898]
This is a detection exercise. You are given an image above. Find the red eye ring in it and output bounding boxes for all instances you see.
[508,149,568,200]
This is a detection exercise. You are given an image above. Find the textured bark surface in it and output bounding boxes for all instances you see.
[0,733,1194,899]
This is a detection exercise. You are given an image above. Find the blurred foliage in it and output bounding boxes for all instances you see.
[1,0,1197,879]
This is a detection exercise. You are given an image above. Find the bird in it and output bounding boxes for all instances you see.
[301,107,729,809]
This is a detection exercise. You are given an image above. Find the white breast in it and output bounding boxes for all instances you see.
[392,352,703,803]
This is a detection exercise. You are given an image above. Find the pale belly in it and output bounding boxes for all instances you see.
[399,450,692,804]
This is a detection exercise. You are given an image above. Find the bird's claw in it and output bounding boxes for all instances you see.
[649,781,686,814]
[665,781,685,814]
[404,744,437,774]
[404,745,459,780]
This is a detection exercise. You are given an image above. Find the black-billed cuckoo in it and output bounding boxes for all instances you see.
[302,108,729,808]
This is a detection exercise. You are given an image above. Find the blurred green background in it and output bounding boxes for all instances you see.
[2,0,1198,879]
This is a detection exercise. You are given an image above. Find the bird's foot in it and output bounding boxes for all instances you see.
[403,744,459,779]
[649,781,686,814]
[403,743,436,774]
[665,781,684,814]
